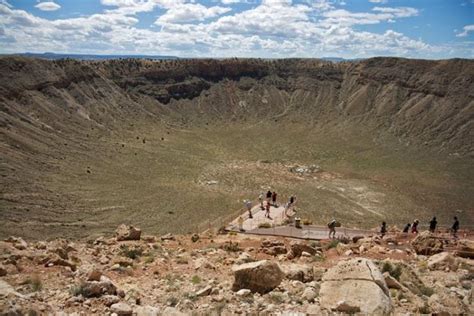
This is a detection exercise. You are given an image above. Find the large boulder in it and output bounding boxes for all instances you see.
[115,224,141,241]
[320,258,392,315]
[455,240,474,259]
[427,252,458,271]
[411,231,443,255]
[232,260,284,294]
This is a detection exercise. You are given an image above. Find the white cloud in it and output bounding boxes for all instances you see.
[35,1,61,11]
[456,24,474,37]
[369,0,388,3]
[2,0,469,59]
[157,3,231,24]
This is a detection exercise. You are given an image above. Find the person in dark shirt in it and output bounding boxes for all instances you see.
[271,191,277,206]
[429,216,437,233]
[380,221,387,237]
[402,223,411,233]
[452,216,460,238]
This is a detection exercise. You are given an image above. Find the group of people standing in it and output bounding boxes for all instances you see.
[244,190,297,220]
[385,216,461,238]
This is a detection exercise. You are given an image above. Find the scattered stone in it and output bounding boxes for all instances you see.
[0,265,7,277]
[427,252,458,271]
[302,287,318,302]
[115,224,141,241]
[232,260,284,294]
[260,240,287,256]
[196,286,213,297]
[287,241,318,259]
[110,302,133,316]
[236,289,251,297]
[87,269,102,281]
[45,255,77,271]
[411,231,443,255]
[383,272,402,290]
[283,264,314,283]
[235,252,254,264]
[79,276,117,298]
[191,234,199,243]
[135,305,160,316]
[455,240,474,259]
[100,295,120,307]
[320,258,392,315]
[160,233,175,241]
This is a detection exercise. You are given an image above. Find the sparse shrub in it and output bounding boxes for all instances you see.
[381,262,402,280]
[191,275,201,284]
[268,292,285,304]
[221,241,241,252]
[167,296,179,307]
[418,302,431,314]
[419,285,434,297]
[325,239,339,250]
[176,256,189,264]
[311,254,326,262]
[25,275,43,292]
[144,254,155,264]
[119,245,143,260]
[70,282,86,297]
[212,302,226,315]
[302,218,313,225]
[258,222,272,229]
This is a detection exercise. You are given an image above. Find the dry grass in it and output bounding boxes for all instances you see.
[2,122,473,239]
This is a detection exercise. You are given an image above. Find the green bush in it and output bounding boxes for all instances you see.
[258,222,272,229]
[119,245,143,260]
[191,275,201,284]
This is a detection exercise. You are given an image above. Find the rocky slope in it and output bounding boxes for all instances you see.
[0,226,473,315]
[1,57,473,154]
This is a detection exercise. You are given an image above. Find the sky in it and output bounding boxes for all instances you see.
[0,0,473,59]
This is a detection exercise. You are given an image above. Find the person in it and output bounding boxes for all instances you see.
[411,219,419,234]
[244,200,253,219]
[258,192,264,210]
[328,219,337,239]
[266,190,272,204]
[452,216,459,238]
[271,191,277,206]
[402,223,411,233]
[238,216,244,232]
[429,216,437,233]
[380,221,387,237]
[265,202,271,219]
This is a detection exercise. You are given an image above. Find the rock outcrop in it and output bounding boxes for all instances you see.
[320,258,392,314]
[232,260,284,294]
[411,232,444,255]
[115,225,141,241]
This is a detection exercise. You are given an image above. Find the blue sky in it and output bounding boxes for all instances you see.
[0,0,473,59]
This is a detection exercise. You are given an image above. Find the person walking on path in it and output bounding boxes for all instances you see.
[411,219,419,234]
[429,216,437,233]
[258,192,264,210]
[244,200,253,219]
[328,219,337,239]
[380,221,387,238]
[402,223,411,233]
[271,191,277,207]
[451,216,460,239]
[285,195,296,216]
[266,190,272,204]
[238,216,244,232]
[265,202,272,219]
